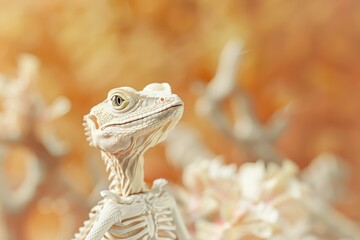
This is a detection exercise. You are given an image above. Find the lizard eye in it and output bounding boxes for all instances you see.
[111,95,127,110]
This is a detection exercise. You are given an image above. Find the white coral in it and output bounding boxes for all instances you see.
[177,158,341,239]
[0,54,71,212]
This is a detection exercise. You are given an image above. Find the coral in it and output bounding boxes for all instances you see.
[195,40,290,163]
[0,55,88,240]
[165,39,360,239]
[0,54,70,212]
[183,158,359,239]
[181,159,309,239]
[167,125,360,239]
[0,0,360,238]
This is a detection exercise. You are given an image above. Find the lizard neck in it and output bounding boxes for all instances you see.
[99,125,170,197]
[101,149,148,197]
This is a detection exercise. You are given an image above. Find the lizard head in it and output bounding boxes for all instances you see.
[83,83,184,154]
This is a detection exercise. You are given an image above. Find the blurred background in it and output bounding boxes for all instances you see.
[0,0,359,239]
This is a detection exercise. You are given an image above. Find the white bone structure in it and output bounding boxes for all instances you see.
[85,180,187,240]
[74,83,190,240]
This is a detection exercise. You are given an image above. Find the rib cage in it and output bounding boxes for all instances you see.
[102,188,177,240]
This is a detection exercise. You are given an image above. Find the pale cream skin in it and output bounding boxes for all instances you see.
[74,83,189,240]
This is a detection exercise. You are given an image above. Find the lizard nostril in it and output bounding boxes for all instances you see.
[160,97,165,102]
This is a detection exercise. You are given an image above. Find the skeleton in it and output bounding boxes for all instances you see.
[73,83,190,240]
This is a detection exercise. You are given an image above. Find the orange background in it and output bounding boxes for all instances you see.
[0,0,359,239]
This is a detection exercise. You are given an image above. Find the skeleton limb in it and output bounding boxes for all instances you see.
[85,202,123,240]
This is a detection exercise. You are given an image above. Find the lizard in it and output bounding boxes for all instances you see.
[72,83,190,240]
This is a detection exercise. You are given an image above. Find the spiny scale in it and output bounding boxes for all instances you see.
[83,117,93,145]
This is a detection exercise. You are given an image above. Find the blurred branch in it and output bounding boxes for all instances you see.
[0,153,43,212]
[305,195,360,239]
[165,123,215,168]
[0,54,98,240]
[195,39,290,163]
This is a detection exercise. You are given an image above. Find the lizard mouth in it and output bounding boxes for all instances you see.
[101,103,183,130]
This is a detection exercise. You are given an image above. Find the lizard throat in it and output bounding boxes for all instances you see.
[101,103,183,130]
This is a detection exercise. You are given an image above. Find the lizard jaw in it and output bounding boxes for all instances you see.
[101,103,183,130]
